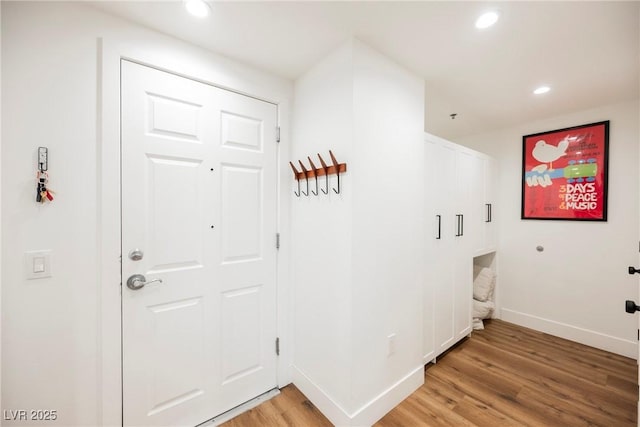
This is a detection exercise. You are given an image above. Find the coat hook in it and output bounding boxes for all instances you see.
[317,153,329,194]
[289,162,301,197]
[307,156,319,196]
[298,160,310,196]
[329,150,341,194]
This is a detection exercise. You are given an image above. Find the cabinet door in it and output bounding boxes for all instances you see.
[426,141,457,358]
[470,154,498,256]
[454,149,479,248]
[484,156,498,250]
[453,150,475,341]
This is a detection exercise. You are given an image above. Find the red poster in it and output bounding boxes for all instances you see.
[521,121,609,221]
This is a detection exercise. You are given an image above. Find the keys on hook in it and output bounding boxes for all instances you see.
[36,171,54,204]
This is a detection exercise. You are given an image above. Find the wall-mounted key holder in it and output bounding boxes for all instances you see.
[36,147,54,204]
[289,150,347,197]
[38,147,48,172]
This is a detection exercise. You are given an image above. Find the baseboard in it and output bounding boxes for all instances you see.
[349,365,423,426]
[501,308,637,359]
[292,364,424,427]
[292,366,352,427]
[423,350,436,365]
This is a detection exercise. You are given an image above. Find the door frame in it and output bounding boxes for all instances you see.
[98,36,293,426]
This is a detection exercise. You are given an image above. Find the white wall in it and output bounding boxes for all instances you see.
[350,41,424,419]
[458,100,640,358]
[291,41,354,417]
[2,2,292,426]
[0,2,3,419]
[3,4,100,424]
[292,39,425,426]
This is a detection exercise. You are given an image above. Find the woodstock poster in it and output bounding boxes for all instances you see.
[521,121,609,221]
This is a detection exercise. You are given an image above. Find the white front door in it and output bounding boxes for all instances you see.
[121,60,278,427]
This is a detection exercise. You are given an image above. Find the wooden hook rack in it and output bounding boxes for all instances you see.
[289,150,347,196]
[289,151,346,180]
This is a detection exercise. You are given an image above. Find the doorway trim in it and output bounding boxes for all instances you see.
[98,35,293,426]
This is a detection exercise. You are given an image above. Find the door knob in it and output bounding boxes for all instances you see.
[629,266,640,275]
[126,274,163,290]
[625,300,640,313]
[128,249,144,261]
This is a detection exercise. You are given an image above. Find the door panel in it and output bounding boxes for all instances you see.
[121,60,278,427]
[147,93,202,141]
[221,111,264,151]
[221,165,263,262]
[146,297,206,416]
[221,285,263,384]
[217,89,278,412]
[147,155,204,270]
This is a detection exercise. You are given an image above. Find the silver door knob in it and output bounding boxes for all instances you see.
[126,274,163,290]
[128,249,144,261]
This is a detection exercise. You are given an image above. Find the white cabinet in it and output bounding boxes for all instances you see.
[452,148,476,346]
[474,155,498,256]
[423,134,495,362]
[423,139,456,362]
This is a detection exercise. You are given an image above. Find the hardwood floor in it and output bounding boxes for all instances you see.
[219,384,332,427]
[377,320,637,427]
[222,320,638,426]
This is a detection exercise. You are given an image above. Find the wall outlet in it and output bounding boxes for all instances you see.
[387,333,396,356]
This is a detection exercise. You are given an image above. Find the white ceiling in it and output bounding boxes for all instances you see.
[89,1,639,140]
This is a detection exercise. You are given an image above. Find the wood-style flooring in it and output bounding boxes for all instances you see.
[221,319,638,426]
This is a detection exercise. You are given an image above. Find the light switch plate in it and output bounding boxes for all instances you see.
[25,250,52,280]
[387,333,396,357]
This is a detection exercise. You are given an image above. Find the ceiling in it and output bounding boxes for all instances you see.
[89,1,640,140]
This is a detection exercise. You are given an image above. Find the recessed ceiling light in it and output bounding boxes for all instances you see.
[533,86,551,95]
[185,0,210,18]
[475,11,499,29]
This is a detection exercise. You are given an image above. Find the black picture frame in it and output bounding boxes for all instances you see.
[521,120,609,221]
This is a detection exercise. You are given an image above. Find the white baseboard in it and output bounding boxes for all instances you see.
[292,366,351,427]
[292,364,424,427]
[501,308,637,359]
[350,366,423,427]
[423,350,436,365]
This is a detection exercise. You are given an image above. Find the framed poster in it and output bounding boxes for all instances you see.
[521,120,609,221]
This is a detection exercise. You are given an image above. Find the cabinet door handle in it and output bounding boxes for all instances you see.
[485,204,492,223]
[455,215,459,237]
[436,215,441,240]
[455,214,463,237]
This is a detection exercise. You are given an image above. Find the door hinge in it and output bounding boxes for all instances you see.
[276,233,280,250]
[276,127,281,143]
[276,337,280,356]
